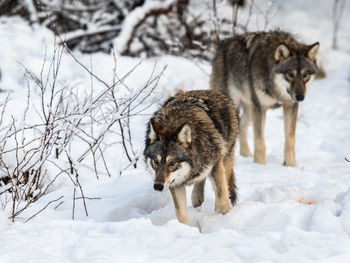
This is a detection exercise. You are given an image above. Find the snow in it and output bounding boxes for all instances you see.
[1,0,350,262]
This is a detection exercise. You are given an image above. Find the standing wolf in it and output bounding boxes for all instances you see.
[144,90,238,225]
[211,31,319,166]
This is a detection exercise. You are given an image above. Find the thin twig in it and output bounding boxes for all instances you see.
[24,195,64,223]
[72,188,76,220]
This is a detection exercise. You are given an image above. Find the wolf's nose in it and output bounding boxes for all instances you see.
[296,94,304,101]
[154,183,164,191]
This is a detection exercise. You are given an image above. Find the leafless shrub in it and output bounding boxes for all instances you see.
[0,41,164,222]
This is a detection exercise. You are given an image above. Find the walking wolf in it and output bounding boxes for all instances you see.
[211,31,319,166]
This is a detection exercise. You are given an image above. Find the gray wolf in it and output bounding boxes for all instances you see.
[210,30,319,166]
[144,90,238,225]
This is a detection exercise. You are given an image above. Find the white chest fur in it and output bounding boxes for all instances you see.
[255,89,279,108]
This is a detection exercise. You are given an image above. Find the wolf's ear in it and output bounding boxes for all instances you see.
[274,44,290,62]
[149,118,162,143]
[177,124,191,146]
[307,42,319,62]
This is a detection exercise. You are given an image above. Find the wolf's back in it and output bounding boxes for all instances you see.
[211,31,313,91]
[210,36,250,97]
[145,90,237,161]
[162,90,238,143]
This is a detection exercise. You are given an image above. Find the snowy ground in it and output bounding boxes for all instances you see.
[1,0,350,262]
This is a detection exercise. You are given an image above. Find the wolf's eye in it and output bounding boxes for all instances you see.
[285,70,295,79]
[302,71,310,80]
[152,159,159,167]
[169,161,177,166]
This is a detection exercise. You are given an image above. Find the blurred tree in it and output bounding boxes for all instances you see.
[0,0,247,60]
[332,0,347,49]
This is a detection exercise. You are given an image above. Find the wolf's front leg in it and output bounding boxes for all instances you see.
[210,160,232,214]
[239,103,253,157]
[283,103,298,167]
[191,180,205,208]
[252,105,267,164]
[170,186,189,225]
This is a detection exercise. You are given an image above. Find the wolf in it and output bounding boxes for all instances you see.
[211,30,319,166]
[144,90,238,225]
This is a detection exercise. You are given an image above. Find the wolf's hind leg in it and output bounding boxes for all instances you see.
[170,186,189,225]
[191,180,205,208]
[239,103,253,157]
[224,149,237,205]
[210,160,232,214]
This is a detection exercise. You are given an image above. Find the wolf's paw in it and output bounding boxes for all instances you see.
[177,215,190,225]
[240,147,253,157]
[192,197,204,208]
[254,152,266,164]
[284,156,296,167]
[191,191,204,208]
[215,199,232,215]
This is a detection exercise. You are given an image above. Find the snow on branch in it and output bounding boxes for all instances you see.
[114,0,178,55]
[22,0,39,24]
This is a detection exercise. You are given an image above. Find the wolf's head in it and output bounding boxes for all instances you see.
[144,118,192,191]
[273,42,319,102]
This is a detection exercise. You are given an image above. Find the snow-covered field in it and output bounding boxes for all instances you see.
[1,0,350,262]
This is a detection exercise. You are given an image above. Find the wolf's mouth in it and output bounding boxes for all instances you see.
[287,89,297,101]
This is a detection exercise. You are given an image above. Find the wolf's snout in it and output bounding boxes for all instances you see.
[296,94,304,101]
[153,183,164,191]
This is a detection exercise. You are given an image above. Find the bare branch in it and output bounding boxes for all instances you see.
[24,195,64,223]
